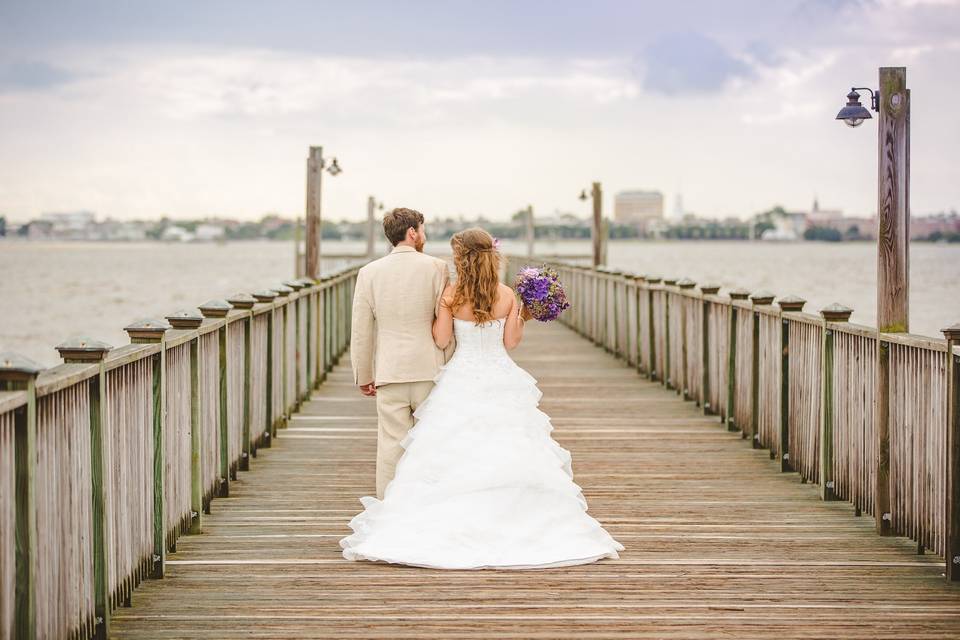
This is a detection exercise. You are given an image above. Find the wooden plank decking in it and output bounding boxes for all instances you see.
[111,322,960,638]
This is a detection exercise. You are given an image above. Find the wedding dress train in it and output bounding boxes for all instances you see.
[340,317,624,569]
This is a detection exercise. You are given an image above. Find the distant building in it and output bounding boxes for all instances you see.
[39,211,96,239]
[614,190,664,226]
[805,197,844,226]
[194,224,225,242]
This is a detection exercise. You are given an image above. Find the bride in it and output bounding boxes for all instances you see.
[340,228,623,569]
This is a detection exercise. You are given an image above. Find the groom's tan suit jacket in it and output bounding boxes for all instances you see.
[350,245,452,497]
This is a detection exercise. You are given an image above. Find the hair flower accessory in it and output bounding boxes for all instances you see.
[492,237,501,250]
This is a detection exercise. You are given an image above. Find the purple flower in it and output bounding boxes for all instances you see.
[513,265,571,322]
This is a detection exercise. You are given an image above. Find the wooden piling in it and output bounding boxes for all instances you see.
[305,146,323,281]
[944,323,960,581]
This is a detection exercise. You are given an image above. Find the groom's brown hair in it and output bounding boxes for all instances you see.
[383,208,425,246]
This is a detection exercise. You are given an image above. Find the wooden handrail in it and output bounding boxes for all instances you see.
[505,253,960,581]
[0,262,364,639]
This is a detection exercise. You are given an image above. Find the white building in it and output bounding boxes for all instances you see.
[614,190,664,225]
[39,211,96,239]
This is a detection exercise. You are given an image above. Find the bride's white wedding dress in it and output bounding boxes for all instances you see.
[340,317,623,569]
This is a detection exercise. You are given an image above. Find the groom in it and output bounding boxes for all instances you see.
[350,208,452,498]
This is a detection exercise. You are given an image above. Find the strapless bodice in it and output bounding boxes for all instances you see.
[451,317,508,361]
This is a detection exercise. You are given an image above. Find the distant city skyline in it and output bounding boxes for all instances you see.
[1,1,958,222]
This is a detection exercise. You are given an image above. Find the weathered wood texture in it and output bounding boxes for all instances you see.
[519,257,959,579]
[0,266,360,638]
[888,343,947,555]
[104,359,155,608]
[249,313,269,450]
[224,320,245,480]
[110,323,960,638]
[0,410,13,639]
[35,383,96,639]
[163,342,193,546]
[198,331,221,505]
[787,317,822,483]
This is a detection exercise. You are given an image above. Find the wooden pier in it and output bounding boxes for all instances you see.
[110,323,960,638]
[2,255,960,638]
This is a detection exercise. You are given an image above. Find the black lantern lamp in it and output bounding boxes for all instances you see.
[836,88,878,128]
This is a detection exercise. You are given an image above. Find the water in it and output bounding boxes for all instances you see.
[2,239,957,367]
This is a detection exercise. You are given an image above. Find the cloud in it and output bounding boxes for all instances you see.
[0,60,76,91]
[638,32,753,95]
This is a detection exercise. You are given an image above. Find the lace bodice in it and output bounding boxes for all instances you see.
[451,317,508,361]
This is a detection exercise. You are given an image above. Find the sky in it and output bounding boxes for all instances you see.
[0,0,958,223]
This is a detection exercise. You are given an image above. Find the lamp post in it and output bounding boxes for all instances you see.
[366,196,384,257]
[836,67,910,540]
[304,146,343,280]
[579,182,605,267]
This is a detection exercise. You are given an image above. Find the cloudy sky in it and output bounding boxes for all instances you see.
[0,0,958,222]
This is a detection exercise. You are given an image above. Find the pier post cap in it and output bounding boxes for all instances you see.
[606,269,624,277]
[941,322,960,341]
[631,274,647,282]
[198,299,233,318]
[750,290,776,306]
[226,293,257,310]
[662,277,678,286]
[820,303,854,322]
[676,278,697,289]
[123,318,171,343]
[728,288,751,300]
[0,352,45,382]
[252,290,279,302]
[777,295,807,312]
[295,277,318,288]
[645,275,662,284]
[165,309,204,329]
[283,279,307,291]
[272,284,295,297]
[699,284,721,295]
[55,337,112,363]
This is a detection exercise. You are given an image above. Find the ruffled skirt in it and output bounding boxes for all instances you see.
[339,354,624,569]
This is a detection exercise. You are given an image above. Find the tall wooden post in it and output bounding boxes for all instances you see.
[525,205,535,257]
[366,196,377,258]
[0,353,43,640]
[591,182,604,267]
[124,319,170,578]
[56,338,114,640]
[305,146,323,281]
[943,323,960,581]
[875,66,909,536]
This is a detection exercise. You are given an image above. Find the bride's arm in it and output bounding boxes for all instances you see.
[433,284,455,349]
[503,290,532,350]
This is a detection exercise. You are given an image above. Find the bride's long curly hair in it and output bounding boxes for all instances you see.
[449,228,501,325]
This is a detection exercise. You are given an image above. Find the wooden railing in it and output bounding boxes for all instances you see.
[505,255,960,579]
[0,265,359,639]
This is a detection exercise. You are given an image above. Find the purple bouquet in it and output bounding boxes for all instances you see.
[514,266,571,322]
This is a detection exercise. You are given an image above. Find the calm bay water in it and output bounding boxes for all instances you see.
[2,238,958,367]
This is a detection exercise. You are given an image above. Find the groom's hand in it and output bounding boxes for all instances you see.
[359,382,377,397]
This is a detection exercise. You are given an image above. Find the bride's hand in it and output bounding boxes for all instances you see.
[519,304,533,322]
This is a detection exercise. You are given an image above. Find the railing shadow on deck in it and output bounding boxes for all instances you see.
[503,253,960,584]
[0,265,361,639]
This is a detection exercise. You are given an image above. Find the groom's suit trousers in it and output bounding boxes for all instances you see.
[375,380,435,498]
